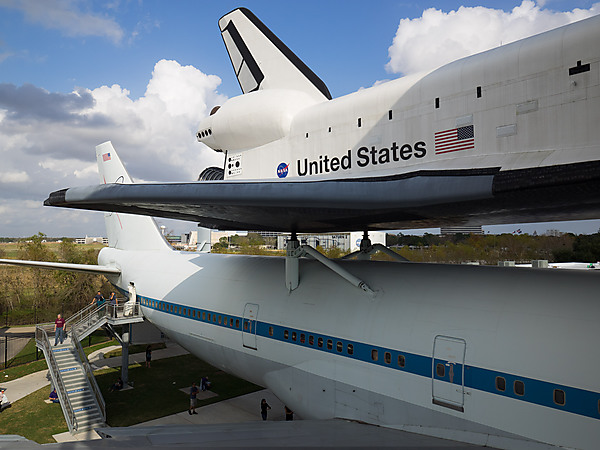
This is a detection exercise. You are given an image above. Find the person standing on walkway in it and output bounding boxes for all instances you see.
[91,291,105,319]
[189,382,199,415]
[260,398,271,421]
[145,345,152,368]
[54,313,65,345]
[285,405,294,421]
[108,292,117,318]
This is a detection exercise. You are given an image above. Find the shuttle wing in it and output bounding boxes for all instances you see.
[44,160,600,232]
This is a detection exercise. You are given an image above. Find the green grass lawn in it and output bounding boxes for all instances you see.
[1,353,262,443]
[0,386,68,444]
[96,354,261,426]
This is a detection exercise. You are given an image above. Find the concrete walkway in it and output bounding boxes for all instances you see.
[136,388,287,427]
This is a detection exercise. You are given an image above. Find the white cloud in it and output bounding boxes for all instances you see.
[0,170,29,183]
[0,0,124,44]
[0,59,227,236]
[386,1,600,75]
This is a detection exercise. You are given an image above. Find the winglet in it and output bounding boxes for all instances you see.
[219,8,331,100]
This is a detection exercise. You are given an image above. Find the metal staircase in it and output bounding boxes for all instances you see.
[35,300,144,434]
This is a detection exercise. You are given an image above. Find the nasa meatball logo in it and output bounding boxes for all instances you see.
[277,162,289,178]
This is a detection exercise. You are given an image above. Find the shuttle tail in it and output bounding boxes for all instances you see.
[96,142,171,252]
[219,7,331,101]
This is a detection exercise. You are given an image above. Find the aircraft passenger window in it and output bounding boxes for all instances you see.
[292,332,297,341]
[398,355,405,367]
[207,313,211,321]
[371,349,378,361]
[357,118,362,128]
[388,110,392,120]
[230,318,233,327]
[514,380,525,396]
[218,316,222,324]
[336,341,342,352]
[327,340,333,350]
[213,315,216,323]
[435,97,440,109]
[193,310,196,318]
[300,334,305,343]
[554,389,565,406]
[347,344,354,355]
[309,336,314,345]
[236,319,240,328]
[170,305,174,313]
[384,352,391,364]
[436,363,445,377]
[284,330,289,339]
[244,321,249,331]
[328,127,331,133]
[269,327,273,336]
[183,308,186,316]
[318,337,323,347]
[496,377,506,392]
[305,133,309,138]
[477,86,482,98]
[202,312,206,320]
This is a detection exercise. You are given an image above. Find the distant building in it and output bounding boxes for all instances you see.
[277,231,386,252]
[75,236,108,245]
[440,226,483,236]
[254,231,279,238]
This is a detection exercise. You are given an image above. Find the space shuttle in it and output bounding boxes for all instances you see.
[45,8,600,233]
[2,8,599,449]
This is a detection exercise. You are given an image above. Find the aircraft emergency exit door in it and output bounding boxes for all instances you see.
[242,303,259,349]
[432,335,466,412]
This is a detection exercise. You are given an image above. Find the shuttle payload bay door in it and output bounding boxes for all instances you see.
[242,303,259,350]
[432,335,466,412]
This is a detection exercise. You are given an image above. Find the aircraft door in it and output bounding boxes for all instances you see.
[432,335,466,412]
[242,303,259,350]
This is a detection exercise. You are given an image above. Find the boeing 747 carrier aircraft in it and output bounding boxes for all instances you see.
[2,8,599,449]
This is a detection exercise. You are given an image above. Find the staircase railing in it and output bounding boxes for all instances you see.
[70,304,109,341]
[71,327,106,422]
[64,303,97,332]
[35,324,78,433]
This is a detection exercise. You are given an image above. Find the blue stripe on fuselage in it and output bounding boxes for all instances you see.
[137,295,600,420]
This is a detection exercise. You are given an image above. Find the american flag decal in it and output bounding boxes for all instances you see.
[435,125,474,154]
[102,153,111,161]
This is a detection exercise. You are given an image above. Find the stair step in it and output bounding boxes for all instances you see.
[66,385,88,394]
[72,400,97,410]
[76,414,103,424]
[75,412,102,422]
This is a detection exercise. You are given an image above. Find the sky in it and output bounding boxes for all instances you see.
[0,0,599,238]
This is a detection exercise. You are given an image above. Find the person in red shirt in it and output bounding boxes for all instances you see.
[54,313,66,345]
